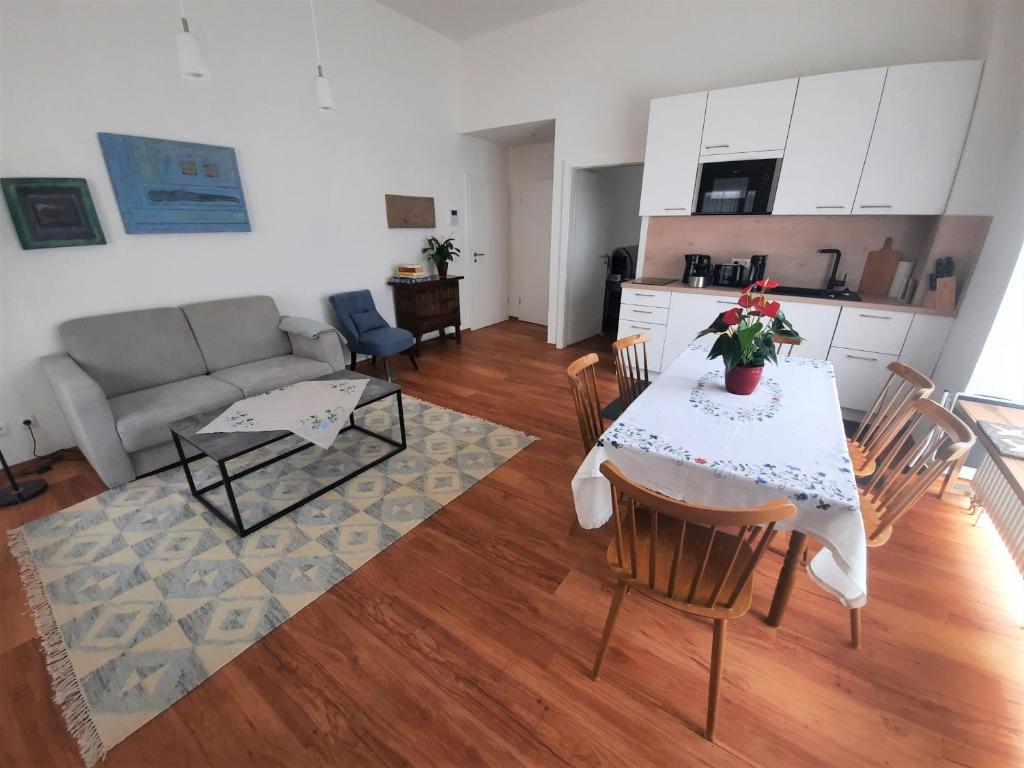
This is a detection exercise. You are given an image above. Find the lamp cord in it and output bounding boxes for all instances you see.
[309,0,323,67]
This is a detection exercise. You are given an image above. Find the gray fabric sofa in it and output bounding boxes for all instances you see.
[43,295,345,488]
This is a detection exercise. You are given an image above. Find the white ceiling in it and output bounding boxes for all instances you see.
[376,0,585,41]
[463,119,556,146]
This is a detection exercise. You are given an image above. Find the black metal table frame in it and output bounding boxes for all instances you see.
[171,389,406,537]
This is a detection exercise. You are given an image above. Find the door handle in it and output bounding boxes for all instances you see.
[704,144,730,149]
[473,252,485,257]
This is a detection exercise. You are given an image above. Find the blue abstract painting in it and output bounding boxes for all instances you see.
[98,133,251,234]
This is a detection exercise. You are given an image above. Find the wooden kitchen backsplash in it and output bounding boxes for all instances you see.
[643,215,990,303]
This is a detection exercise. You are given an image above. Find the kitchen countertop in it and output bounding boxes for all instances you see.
[624,280,956,317]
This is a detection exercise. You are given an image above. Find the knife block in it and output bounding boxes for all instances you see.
[921,276,956,312]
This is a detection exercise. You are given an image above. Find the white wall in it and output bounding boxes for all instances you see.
[594,164,643,252]
[934,0,1024,397]
[458,0,983,345]
[508,141,554,325]
[0,0,503,463]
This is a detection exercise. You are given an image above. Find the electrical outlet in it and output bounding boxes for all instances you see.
[19,414,35,429]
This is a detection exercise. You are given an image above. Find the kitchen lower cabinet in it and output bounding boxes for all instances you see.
[773,301,840,360]
[828,348,900,412]
[662,292,740,367]
[616,317,667,372]
[898,314,955,376]
[832,307,914,356]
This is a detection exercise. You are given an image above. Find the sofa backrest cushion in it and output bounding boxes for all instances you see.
[182,295,291,372]
[59,307,208,398]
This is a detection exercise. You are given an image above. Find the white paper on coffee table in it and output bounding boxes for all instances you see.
[198,379,370,449]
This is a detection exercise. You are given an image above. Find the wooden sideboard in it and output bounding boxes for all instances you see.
[387,275,463,354]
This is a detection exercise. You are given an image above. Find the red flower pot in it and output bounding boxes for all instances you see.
[724,364,763,395]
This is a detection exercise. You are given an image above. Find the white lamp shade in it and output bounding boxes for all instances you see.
[176,30,211,80]
[315,74,336,111]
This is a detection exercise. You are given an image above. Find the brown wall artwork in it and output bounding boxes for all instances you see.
[385,194,436,228]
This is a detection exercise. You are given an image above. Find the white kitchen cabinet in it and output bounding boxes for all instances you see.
[662,292,740,366]
[620,286,672,308]
[616,318,667,372]
[828,348,900,412]
[774,301,840,360]
[700,79,798,156]
[898,314,955,376]
[853,60,982,215]
[832,307,914,356]
[772,68,886,215]
[638,92,708,216]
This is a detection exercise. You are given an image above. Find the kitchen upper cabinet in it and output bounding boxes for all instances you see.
[700,79,798,156]
[772,68,886,215]
[853,60,982,215]
[638,92,708,216]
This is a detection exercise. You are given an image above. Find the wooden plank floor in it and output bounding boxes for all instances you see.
[2,320,1022,767]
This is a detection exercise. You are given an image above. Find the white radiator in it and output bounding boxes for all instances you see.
[972,454,1024,577]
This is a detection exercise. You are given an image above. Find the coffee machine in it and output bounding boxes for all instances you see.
[749,254,768,283]
[683,254,711,284]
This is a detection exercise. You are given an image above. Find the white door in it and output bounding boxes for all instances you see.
[466,172,509,330]
[772,67,886,215]
[853,60,982,215]
[700,78,798,156]
[509,177,552,325]
[565,169,609,345]
[638,92,708,216]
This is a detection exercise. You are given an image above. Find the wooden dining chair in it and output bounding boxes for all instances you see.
[847,362,934,479]
[848,398,974,648]
[591,460,796,741]
[612,333,652,409]
[773,334,802,358]
[566,354,606,533]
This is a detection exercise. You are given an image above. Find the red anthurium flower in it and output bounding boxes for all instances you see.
[760,300,781,318]
[741,282,757,294]
[722,308,742,325]
[753,278,780,289]
[738,293,753,307]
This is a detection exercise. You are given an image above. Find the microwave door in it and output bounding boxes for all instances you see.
[703,177,747,214]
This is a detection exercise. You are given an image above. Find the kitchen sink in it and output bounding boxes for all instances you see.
[767,285,862,302]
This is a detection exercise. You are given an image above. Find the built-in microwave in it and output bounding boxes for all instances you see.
[693,158,782,215]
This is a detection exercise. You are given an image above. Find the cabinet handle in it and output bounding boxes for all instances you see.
[704,144,730,149]
[629,324,651,331]
[716,300,736,305]
[815,205,846,209]
[633,292,655,297]
[858,313,892,320]
[859,204,893,209]
[631,309,653,314]
[846,354,879,362]
[664,206,688,211]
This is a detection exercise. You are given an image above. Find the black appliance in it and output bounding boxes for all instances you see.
[749,254,768,283]
[712,262,747,287]
[694,158,781,215]
[683,253,711,284]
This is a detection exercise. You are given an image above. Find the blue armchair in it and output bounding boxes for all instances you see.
[329,290,418,381]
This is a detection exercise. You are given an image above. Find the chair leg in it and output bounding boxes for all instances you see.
[706,619,727,742]
[850,608,861,649]
[592,580,628,680]
[371,356,377,366]
[383,357,392,382]
[407,351,419,370]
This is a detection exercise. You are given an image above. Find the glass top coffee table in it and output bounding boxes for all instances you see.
[169,370,406,537]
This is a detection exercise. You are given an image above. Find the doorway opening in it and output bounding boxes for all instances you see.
[563,162,645,347]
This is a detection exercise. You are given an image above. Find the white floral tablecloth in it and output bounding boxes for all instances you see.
[571,344,867,608]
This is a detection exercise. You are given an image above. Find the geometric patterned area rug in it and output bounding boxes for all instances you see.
[7,395,535,767]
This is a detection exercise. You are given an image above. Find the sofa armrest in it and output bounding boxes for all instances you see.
[42,353,135,488]
[288,326,346,371]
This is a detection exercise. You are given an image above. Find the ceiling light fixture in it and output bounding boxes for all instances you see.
[309,0,336,112]
[176,0,211,80]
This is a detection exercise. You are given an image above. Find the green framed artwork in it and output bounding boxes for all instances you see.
[1,177,106,250]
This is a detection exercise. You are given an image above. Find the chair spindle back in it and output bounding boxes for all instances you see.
[567,353,605,455]
[773,335,802,357]
[600,461,795,611]
[612,333,651,410]
[853,362,934,463]
[861,399,974,543]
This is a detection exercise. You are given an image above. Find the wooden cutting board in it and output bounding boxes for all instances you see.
[858,237,903,296]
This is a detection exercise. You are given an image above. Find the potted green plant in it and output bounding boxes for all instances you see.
[695,278,802,395]
[422,235,460,278]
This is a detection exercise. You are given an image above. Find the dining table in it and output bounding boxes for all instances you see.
[572,343,868,623]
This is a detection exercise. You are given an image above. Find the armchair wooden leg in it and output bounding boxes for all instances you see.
[706,619,726,741]
[592,580,628,680]
[407,351,419,370]
[850,608,862,649]
[383,357,392,382]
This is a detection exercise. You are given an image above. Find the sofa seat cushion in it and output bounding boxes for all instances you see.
[210,354,332,397]
[110,376,242,453]
[357,326,415,356]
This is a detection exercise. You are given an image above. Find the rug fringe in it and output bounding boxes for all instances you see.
[7,527,106,768]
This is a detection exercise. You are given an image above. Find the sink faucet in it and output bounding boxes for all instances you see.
[819,248,845,294]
